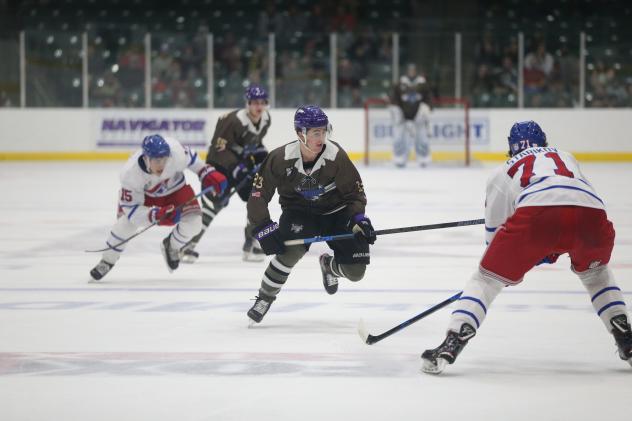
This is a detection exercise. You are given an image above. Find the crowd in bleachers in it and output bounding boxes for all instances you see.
[0,0,630,108]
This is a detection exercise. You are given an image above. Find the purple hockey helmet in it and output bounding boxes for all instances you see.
[508,121,547,156]
[293,105,329,133]
[142,134,170,158]
[244,84,268,102]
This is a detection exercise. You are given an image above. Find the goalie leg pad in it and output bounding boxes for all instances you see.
[392,122,410,167]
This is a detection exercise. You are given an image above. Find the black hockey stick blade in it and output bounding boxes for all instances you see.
[358,291,463,345]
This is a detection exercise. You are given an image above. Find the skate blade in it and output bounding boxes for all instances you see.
[421,358,447,375]
[88,278,102,284]
[180,255,198,264]
[247,318,259,328]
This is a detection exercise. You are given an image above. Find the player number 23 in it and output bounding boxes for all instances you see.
[507,152,575,187]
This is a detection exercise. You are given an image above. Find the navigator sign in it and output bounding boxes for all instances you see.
[94,111,211,149]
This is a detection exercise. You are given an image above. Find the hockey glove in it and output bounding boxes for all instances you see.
[250,145,268,165]
[243,144,268,165]
[199,165,228,198]
[349,213,376,244]
[149,204,180,226]
[254,220,285,255]
[536,253,560,266]
[231,162,251,185]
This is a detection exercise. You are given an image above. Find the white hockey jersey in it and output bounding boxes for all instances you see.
[118,136,207,227]
[485,147,605,244]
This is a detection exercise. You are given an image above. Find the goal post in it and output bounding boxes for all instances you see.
[364,96,471,166]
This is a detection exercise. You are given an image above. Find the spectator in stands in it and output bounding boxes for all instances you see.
[524,42,554,106]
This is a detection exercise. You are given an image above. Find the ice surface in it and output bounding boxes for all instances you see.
[1,161,631,420]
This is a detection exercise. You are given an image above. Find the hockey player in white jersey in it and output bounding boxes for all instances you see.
[89,134,227,281]
[421,121,632,374]
[389,64,433,167]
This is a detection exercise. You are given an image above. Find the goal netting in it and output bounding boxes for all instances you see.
[364,97,471,166]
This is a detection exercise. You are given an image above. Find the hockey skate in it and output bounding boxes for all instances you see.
[247,292,276,324]
[180,248,199,264]
[610,314,632,366]
[242,235,265,262]
[161,235,180,272]
[421,323,476,374]
[319,253,339,295]
[89,259,114,282]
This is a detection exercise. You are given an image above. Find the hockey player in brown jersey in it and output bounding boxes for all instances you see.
[246,105,377,324]
[389,64,433,167]
[181,85,271,263]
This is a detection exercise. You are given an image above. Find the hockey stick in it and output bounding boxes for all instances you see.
[283,218,484,246]
[358,291,463,345]
[85,185,216,253]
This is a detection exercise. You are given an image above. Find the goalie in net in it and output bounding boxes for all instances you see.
[389,63,434,167]
[365,66,471,167]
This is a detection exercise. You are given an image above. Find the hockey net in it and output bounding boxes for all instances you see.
[363,97,471,166]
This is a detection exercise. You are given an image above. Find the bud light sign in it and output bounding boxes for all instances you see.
[369,110,489,148]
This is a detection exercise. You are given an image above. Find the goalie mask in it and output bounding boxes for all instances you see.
[507,121,547,156]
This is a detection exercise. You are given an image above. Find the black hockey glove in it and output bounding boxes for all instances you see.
[243,144,268,165]
[254,220,286,255]
[349,213,376,244]
[231,162,251,184]
[250,145,268,165]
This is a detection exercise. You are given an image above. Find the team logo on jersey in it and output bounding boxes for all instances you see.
[215,137,228,152]
[290,224,304,233]
[145,180,169,195]
[296,176,326,201]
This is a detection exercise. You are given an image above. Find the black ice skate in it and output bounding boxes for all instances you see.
[180,248,199,264]
[89,259,114,282]
[610,314,632,366]
[421,323,476,374]
[319,253,339,295]
[242,233,265,262]
[247,292,276,324]
[161,235,180,272]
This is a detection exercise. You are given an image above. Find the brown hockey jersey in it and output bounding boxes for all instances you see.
[206,108,271,173]
[247,140,367,226]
